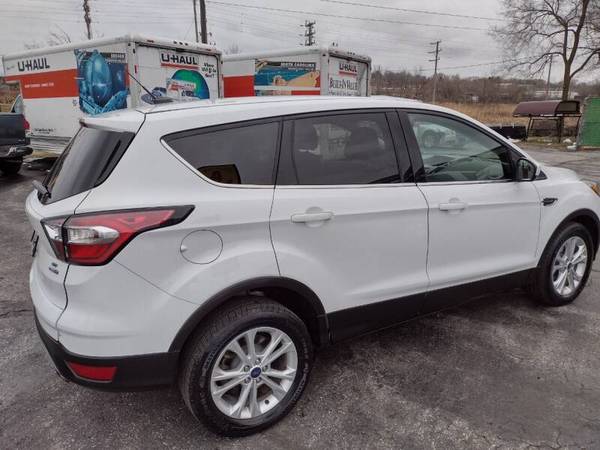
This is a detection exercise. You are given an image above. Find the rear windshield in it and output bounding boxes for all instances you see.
[41,126,134,204]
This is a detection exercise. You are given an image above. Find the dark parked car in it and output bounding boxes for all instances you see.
[0,112,32,175]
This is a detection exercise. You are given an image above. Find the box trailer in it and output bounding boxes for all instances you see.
[2,34,222,153]
[223,47,371,98]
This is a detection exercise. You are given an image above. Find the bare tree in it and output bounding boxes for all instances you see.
[224,43,241,55]
[24,25,73,49]
[47,25,72,46]
[493,0,600,100]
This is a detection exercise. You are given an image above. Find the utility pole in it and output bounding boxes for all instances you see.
[83,0,92,40]
[303,20,316,46]
[545,55,553,99]
[193,0,199,43]
[428,40,441,103]
[199,0,207,44]
[192,0,208,44]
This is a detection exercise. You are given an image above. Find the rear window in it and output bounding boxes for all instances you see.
[164,121,280,185]
[41,126,134,204]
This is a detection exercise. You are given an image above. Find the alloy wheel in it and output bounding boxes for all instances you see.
[551,236,588,297]
[210,327,298,420]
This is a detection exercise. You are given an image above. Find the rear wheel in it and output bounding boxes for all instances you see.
[530,222,594,306]
[178,298,313,436]
[0,160,22,175]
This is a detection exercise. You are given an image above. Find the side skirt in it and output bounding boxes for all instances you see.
[327,269,534,343]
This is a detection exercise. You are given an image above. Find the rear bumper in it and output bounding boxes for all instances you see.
[0,144,32,160]
[34,311,179,391]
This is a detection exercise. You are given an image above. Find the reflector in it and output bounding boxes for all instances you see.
[66,361,117,382]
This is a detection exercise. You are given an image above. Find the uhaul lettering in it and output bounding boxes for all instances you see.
[338,61,358,76]
[17,58,51,72]
[160,52,198,68]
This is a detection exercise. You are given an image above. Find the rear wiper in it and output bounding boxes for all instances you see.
[32,180,51,198]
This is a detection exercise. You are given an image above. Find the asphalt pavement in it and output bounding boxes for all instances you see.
[1,147,600,449]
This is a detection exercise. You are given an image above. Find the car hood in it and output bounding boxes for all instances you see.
[539,165,580,182]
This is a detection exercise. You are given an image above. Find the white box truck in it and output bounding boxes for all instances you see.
[2,34,222,153]
[223,47,371,98]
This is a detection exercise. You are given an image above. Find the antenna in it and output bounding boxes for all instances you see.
[127,70,173,104]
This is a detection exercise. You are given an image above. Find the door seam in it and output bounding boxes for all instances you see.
[416,183,432,292]
[268,186,282,275]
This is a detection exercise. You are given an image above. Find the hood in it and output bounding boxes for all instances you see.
[539,165,580,182]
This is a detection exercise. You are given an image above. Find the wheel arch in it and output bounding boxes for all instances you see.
[540,209,600,263]
[169,277,330,353]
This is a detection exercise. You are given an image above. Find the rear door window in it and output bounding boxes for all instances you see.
[42,126,134,204]
[277,112,403,185]
[164,121,280,185]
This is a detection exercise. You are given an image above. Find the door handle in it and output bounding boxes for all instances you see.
[291,211,334,223]
[439,201,468,211]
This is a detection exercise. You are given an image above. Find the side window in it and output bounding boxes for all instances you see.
[408,113,514,182]
[165,121,279,185]
[278,113,401,185]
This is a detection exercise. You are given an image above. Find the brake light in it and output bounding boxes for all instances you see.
[41,206,193,265]
[23,117,30,131]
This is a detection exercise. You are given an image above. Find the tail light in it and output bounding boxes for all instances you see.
[41,206,193,265]
[23,117,30,131]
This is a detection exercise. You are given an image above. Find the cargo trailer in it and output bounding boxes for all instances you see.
[223,47,370,98]
[2,34,222,153]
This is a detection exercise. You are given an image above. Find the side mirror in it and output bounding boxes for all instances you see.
[516,158,537,181]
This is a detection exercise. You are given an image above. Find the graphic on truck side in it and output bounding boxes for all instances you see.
[254,60,320,96]
[75,49,129,114]
[139,50,216,104]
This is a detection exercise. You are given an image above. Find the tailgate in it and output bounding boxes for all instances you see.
[0,113,28,147]
[26,189,91,337]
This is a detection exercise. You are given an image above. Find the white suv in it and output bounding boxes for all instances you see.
[26,96,599,436]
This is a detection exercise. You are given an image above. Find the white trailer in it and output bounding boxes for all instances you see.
[2,34,222,153]
[223,47,370,98]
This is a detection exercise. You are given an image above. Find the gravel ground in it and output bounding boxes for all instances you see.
[1,147,599,449]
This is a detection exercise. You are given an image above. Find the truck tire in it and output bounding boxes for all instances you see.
[0,160,23,175]
[178,297,313,436]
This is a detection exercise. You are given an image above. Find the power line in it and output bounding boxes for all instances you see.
[320,0,505,22]
[205,1,489,31]
[416,56,534,72]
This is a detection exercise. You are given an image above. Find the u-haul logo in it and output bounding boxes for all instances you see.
[338,61,358,76]
[17,57,51,72]
[160,52,199,68]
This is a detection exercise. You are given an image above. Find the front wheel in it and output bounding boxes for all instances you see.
[530,222,594,306]
[178,298,313,436]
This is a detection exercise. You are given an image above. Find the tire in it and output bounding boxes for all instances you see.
[0,160,22,175]
[530,222,594,306]
[178,297,313,436]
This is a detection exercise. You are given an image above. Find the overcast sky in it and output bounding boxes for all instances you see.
[0,0,564,80]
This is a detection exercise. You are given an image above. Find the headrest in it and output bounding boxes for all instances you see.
[345,126,381,158]
[294,124,318,151]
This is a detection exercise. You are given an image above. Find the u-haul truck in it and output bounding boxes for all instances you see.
[2,34,222,153]
[223,47,371,98]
